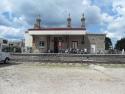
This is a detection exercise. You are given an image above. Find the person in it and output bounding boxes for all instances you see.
[122,49,124,55]
[84,48,87,54]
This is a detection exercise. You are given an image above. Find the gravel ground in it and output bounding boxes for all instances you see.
[0,63,125,94]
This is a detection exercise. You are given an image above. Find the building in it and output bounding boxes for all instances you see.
[9,39,25,53]
[25,14,106,53]
[0,38,8,52]
[0,38,25,53]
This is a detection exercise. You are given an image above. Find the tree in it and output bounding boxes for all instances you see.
[2,46,21,53]
[115,38,125,51]
[105,37,112,50]
[2,46,14,52]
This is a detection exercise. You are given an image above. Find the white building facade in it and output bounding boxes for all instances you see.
[0,38,8,52]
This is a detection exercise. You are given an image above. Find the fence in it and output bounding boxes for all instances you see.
[11,53,125,64]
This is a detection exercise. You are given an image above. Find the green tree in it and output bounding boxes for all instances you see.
[105,37,112,50]
[115,38,125,51]
[2,46,21,53]
[2,46,14,52]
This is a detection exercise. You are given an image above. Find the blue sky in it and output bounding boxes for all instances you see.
[0,0,125,45]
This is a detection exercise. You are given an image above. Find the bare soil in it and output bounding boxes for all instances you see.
[0,63,125,94]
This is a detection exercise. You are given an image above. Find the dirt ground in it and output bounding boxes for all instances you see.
[0,63,125,94]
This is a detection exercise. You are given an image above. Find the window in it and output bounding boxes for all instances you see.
[72,41,78,49]
[39,41,45,48]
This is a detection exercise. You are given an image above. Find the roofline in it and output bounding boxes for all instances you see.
[28,31,86,35]
[87,33,106,36]
[28,27,86,31]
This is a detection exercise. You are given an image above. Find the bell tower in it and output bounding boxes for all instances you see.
[34,15,41,29]
[67,13,71,28]
[81,13,86,29]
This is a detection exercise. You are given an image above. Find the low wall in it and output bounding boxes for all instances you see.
[11,53,125,63]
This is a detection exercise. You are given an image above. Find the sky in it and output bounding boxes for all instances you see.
[0,0,125,45]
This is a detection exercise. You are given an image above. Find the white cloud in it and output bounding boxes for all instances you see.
[106,16,125,40]
[13,15,30,28]
[0,0,13,13]
[102,13,114,24]
[0,0,125,45]
[82,0,91,6]
[102,0,125,43]
[0,25,24,40]
[112,0,125,16]
[84,5,102,25]
[0,0,106,40]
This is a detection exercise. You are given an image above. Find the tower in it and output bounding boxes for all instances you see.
[34,15,41,29]
[81,13,85,29]
[67,13,71,28]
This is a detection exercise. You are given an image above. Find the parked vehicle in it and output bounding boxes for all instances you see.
[0,52,11,63]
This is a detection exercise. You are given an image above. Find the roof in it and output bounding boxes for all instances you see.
[28,27,86,31]
[28,30,86,35]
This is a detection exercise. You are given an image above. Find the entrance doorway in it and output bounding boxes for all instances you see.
[54,37,58,53]
[91,44,96,53]
[72,41,78,49]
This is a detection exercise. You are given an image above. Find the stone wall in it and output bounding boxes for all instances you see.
[86,34,106,53]
[11,53,125,63]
